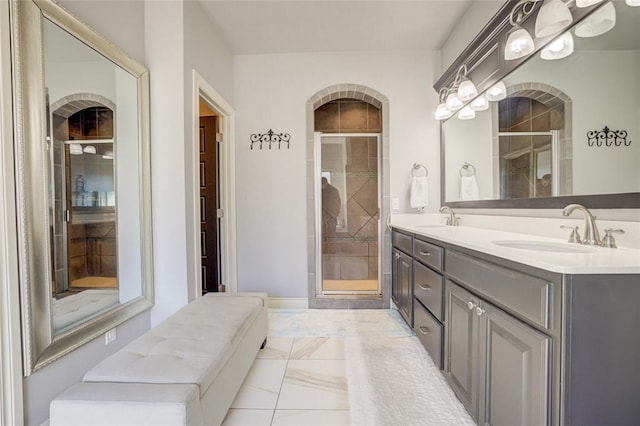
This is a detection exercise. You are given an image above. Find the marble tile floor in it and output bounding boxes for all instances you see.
[222,309,473,426]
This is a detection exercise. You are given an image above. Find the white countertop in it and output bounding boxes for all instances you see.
[391,221,640,275]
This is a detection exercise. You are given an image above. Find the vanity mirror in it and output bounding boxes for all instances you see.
[10,0,153,374]
[437,0,640,208]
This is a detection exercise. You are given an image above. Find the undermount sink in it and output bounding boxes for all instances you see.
[492,240,596,253]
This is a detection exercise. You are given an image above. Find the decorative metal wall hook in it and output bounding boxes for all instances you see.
[587,126,631,147]
[250,129,291,150]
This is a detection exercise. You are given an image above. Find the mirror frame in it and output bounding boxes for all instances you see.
[9,0,153,374]
[435,0,640,209]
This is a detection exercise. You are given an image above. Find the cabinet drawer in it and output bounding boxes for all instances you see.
[413,238,443,272]
[413,261,443,321]
[392,230,412,255]
[446,250,553,330]
[414,301,443,369]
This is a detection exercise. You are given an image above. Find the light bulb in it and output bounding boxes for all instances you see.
[486,81,507,101]
[505,25,535,60]
[575,2,616,37]
[458,78,478,102]
[535,0,573,38]
[69,143,83,155]
[576,0,604,7]
[470,94,489,111]
[434,103,452,120]
[457,106,476,120]
[445,92,463,111]
[541,32,574,60]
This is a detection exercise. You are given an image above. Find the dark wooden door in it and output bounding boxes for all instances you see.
[199,116,220,293]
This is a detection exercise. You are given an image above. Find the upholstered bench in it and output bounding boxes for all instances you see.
[49,292,268,426]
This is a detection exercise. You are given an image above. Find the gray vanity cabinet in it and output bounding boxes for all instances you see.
[446,279,551,424]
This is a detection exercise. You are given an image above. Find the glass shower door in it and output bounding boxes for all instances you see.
[317,134,380,295]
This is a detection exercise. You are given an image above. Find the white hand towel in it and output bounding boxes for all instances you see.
[410,176,429,208]
[459,175,479,201]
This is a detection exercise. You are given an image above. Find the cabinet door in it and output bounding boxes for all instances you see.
[445,280,479,420]
[397,250,413,326]
[479,302,551,426]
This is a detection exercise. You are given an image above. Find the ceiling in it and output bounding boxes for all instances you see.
[197,0,475,55]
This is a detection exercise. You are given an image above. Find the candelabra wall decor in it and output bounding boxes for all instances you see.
[250,129,291,150]
[587,126,631,147]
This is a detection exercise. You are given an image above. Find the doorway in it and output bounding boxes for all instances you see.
[198,100,221,294]
[316,133,381,295]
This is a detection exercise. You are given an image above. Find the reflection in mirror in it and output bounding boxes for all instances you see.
[11,0,152,374]
[43,17,145,333]
[442,0,640,205]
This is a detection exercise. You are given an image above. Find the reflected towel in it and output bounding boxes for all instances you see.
[410,176,429,208]
[459,175,479,200]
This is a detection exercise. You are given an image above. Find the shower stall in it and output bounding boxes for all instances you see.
[315,133,381,295]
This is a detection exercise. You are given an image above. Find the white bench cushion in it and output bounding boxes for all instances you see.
[50,382,202,426]
[83,294,264,396]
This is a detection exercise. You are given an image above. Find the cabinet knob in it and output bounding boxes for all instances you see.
[476,306,485,317]
[418,326,431,335]
[394,252,401,259]
[419,250,431,256]
[467,301,476,310]
[419,284,431,291]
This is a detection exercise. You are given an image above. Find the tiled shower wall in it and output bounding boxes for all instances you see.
[316,100,380,282]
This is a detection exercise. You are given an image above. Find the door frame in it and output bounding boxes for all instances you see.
[314,132,382,296]
[190,70,237,296]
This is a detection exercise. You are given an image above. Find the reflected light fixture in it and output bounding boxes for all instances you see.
[576,0,604,7]
[625,0,639,6]
[457,106,476,120]
[69,143,83,155]
[535,0,573,38]
[504,0,537,60]
[540,31,574,60]
[445,91,464,111]
[102,150,114,160]
[486,81,507,101]
[575,2,616,37]
[82,145,97,154]
[470,94,489,111]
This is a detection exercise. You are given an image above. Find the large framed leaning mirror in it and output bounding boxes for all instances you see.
[9,0,153,374]
[436,0,640,209]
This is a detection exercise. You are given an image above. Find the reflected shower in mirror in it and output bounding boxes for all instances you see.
[11,0,152,374]
[441,0,640,205]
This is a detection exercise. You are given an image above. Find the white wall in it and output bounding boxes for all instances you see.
[440,0,503,74]
[234,50,440,298]
[182,0,235,301]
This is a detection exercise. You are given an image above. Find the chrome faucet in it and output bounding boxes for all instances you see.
[439,206,459,226]
[561,204,601,245]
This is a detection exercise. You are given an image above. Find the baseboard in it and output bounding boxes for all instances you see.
[268,297,308,309]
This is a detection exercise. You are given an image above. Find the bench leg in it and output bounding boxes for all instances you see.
[260,338,267,350]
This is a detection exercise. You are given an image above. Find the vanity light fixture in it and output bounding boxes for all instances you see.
[575,1,616,37]
[540,31,574,60]
[456,65,478,102]
[457,106,476,120]
[486,81,507,101]
[504,0,537,60]
[470,94,489,111]
[576,0,604,7]
[445,90,464,111]
[69,143,83,155]
[82,145,96,154]
[625,0,639,6]
[535,0,573,38]
[434,88,453,120]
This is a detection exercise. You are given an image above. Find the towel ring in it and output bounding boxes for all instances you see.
[459,162,476,177]
[411,163,428,178]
